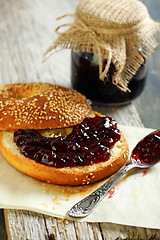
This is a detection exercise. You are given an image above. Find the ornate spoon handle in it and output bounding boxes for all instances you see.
[68,164,135,218]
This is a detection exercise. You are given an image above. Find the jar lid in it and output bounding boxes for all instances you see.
[46,0,160,91]
[76,0,148,29]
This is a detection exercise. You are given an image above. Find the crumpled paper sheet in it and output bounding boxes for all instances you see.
[0,125,160,229]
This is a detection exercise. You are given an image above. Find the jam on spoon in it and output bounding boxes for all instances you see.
[131,130,160,166]
[68,130,160,218]
[14,115,120,168]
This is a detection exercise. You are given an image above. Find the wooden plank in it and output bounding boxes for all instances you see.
[135,51,160,130]
[5,210,102,240]
[100,222,160,240]
[93,104,144,127]
[4,210,48,240]
[0,210,7,240]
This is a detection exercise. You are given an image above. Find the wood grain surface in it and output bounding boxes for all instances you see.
[0,0,160,239]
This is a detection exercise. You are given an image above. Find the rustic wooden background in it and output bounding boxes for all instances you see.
[0,0,160,239]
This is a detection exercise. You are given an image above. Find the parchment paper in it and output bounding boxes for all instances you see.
[0,125,160,229]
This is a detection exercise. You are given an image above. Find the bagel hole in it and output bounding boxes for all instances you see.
[5,85,50,100]
[39,127,72,138]
[13,89,43,100]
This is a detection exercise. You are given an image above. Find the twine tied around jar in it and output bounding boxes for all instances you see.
[45,0,160,92]
[55,14,113,85]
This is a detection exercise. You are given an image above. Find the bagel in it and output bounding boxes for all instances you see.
[0,82,92,130]
[0,127,128,185]
[0,82,129,185]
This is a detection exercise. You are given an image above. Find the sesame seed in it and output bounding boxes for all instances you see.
[0,82,92,130]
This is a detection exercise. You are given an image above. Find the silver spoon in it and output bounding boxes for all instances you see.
[68,129,160,218]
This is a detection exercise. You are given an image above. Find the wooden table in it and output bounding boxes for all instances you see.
[0,0,160,239]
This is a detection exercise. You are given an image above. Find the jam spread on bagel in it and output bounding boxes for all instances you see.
[14,115,120,168]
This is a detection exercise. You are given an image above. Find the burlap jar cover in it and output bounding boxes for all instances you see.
[45,0,160,91]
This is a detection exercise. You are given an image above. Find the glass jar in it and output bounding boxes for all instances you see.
[71,51,148,106]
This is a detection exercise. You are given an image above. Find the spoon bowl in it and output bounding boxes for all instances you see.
[68,129,160,218]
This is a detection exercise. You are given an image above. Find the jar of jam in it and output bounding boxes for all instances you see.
[71,51,148,106]
[45,0,160,102]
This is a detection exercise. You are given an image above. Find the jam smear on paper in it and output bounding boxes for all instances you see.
[108,187,116,199]
[142,170,148,176]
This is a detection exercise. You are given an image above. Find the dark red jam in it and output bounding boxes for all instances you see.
[132,130,160,165]
[14,115,120,168]
[71,51,148,106]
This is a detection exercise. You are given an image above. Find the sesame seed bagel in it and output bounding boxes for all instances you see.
[0,113,129,186]
[0,82,92,130]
